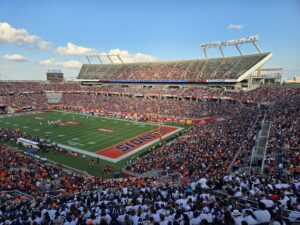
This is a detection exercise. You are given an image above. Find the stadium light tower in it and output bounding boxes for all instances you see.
[85,53,124,64]
[200,35,262,58]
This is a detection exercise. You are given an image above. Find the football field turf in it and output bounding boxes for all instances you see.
[0,111,182,163]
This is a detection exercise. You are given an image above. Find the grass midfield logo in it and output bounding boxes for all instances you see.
[34,117,46,120]
[58,121,80,126]
[97,128,115,133]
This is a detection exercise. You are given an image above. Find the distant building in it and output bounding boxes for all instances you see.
[283,76,300,83]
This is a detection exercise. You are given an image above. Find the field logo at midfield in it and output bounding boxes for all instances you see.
[97,128,115,133]
[34,117,46,120]
[59,121,80,126]
[96,126,178,160]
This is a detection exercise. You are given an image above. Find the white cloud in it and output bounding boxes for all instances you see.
[107,49,157,63]
[39,58,57,66]
[228,24,244,30]
[0,22,51,50]
[37,40,51,50]
[62,60,82,69]
[2,54,29,62]
[0,22,38,45]
[55,43,156,62]
[39,58,82,69]
[56,42,96,55]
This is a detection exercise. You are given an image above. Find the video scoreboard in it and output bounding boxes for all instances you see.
[46,70,64,82]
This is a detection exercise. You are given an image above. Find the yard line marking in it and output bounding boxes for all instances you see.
[49,120,129,141]
[67,141,84,147]
[46,114,156,145]
[37,119,153,150]
[43,115,132,138]
[83,126,153,151]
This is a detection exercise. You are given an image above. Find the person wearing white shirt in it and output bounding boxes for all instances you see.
[279,195,290,206]
[117,214,126,224]
[64,217,77,225]
[260,197,274,209]
[190,181,197,190]
[198,177,208,189]
[198,208,213,223]
[131,213,140,225]
[242,210,257,225]
[123,187,129,195]
[190,211,200,225]
[159,214,168,225]
[288,209,300,223]
[235,188,243,198]
[48,208,57,221]
[152,212,160,222]
[253,202,271,224]
[231,210,243,225]
[104,213,112,224]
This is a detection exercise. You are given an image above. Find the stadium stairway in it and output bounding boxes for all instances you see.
[229,115,271,177]
[249,117,271,175]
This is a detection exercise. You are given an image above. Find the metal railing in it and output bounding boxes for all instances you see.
[227,115,261,175]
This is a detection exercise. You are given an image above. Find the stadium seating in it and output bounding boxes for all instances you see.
[78,53,270,80]
[0,81,299,224]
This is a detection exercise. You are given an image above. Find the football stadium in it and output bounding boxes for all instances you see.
[0,1,300,224]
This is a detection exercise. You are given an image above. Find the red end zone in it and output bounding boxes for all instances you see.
[96,126,178,160]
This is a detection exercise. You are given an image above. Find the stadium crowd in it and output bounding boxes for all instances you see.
[126,105,261,176]
[90,54,266,81]
[0,82,299,224]
[2,81,300,110]
[1,145,300,225]
[264,90,300,176]
[126,87,300,178]
[59,93,247,119]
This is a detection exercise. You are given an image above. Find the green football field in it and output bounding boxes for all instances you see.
[0,111,184,177]
[0,111,159,153]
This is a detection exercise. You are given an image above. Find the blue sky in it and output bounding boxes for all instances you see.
[0,0,299,80]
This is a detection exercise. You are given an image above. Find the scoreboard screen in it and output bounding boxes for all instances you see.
[46,72,64,82]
